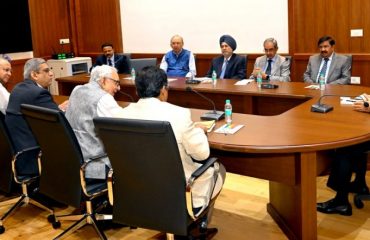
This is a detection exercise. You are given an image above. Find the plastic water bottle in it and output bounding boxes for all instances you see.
[131,68,136,81]
[225,99,232,126]
[319,73,325,90]
[256,71,262,88]
[212,70,217,86]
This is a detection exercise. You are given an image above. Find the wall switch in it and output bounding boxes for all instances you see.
[351,76,361,84]
[59,38,70,44]
[350,29,363,37]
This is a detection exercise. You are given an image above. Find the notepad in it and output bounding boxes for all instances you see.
[214,124,244,134]
[194,120,216,133]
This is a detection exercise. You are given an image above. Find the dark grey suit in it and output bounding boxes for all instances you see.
[303,52,351,84]
[5,79,59,175]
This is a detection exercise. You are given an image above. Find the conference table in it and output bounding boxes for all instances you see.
[55,74,370,240]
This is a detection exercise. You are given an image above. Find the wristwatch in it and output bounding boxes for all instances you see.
[266,75,270,81]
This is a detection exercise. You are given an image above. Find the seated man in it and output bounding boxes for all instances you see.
[0,57,12,114]
[116,66,226,229]
[5,58,68,175]
[66,65,125,180]
[303,36,351,84]
[93,42,130,74]
[250,38,290,82]
[206,35,246,79]
[159,34,196,78]
[317,94,370,216]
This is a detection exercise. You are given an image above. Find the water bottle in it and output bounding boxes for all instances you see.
[212,70,217,86]
[256,71,262,88]
[131,68,136,81]
[319,73,325,90]
[225,99,232,126]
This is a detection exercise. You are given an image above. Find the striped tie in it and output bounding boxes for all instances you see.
[318,58,329,82]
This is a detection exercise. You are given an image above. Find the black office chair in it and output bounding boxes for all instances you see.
[94,117,219,240]
[20,104,112,240]
[130,58,157,72]
[0,112,53,234]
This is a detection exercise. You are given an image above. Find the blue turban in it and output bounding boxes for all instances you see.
[219,35,237,51]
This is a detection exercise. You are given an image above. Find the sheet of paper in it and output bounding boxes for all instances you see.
[304,85,320,89]
[235,79,254,85]
[214,124,244,134]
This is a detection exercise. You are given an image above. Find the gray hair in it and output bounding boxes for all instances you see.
[89,65,117,83]
[0,57,11,65]
[263,38,278,49]
[24,58,46,79]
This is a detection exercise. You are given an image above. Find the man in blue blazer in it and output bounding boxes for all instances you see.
[206,35,246,80]
[5,58,68,175]
[93,43,130,74]
[303,36,351,84]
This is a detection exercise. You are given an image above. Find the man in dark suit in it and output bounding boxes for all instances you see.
[5,58,68,175]
[317,94,370,216]
[93,43,130,74]
[206,35,246,79]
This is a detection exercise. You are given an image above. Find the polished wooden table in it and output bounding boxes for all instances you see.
[55,74,370,240]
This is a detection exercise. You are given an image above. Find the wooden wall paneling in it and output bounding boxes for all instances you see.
[5,59,28,91]
[28,0,71,58]
[349,0,365,53]
[73,0,122,55]
[363,0,370,52]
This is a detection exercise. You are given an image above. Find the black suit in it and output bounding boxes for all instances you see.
[206,53,246,79]
[327,141,370,192]
[93,54,130,74]
[5,79,59,175]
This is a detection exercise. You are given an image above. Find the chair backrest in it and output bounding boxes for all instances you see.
[94,117,190,235]
[285,55,292,70]
[0,112,14,193]
[130,58,157,72]
[20,104,84,208]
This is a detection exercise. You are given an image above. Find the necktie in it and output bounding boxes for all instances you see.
[265,59,272,76]
[108,58,112,66]
[220,60,228,79]
[318,58,329,82]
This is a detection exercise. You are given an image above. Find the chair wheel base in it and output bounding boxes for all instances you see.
[0,225,5,234]
[52,221,61,229]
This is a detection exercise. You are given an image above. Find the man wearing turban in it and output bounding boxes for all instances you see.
[206,35,246,79]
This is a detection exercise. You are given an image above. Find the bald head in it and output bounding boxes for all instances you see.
[170,35,184,54]
[0,57,12,84]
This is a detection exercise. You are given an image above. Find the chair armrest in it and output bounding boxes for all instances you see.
[187,157,218,187]
[185,157,218,220]
[107,169,114,206]
[12,146,41,184]
[80,153,109,198]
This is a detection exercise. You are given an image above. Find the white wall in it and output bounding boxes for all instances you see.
[120,0,288,54]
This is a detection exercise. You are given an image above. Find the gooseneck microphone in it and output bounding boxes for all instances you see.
[186,87,225,120]
[118,90,134,102]
[311,94,359,113]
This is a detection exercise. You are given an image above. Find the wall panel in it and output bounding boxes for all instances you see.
[28,0,71,58]
[73,0,122,55]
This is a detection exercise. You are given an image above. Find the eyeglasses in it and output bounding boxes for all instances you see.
[106,77,120,87]
[37,68,51,74]
[264,48,276,53]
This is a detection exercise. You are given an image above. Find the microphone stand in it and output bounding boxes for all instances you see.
[186,87,224,120]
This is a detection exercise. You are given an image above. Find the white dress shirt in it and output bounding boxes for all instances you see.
[0,83,10,114]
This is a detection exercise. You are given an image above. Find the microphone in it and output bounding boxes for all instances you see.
[118,90,134,102]
[311,94,359,113]
[186,87,225,121]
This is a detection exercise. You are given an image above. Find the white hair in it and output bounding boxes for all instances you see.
[90,65,117,83]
